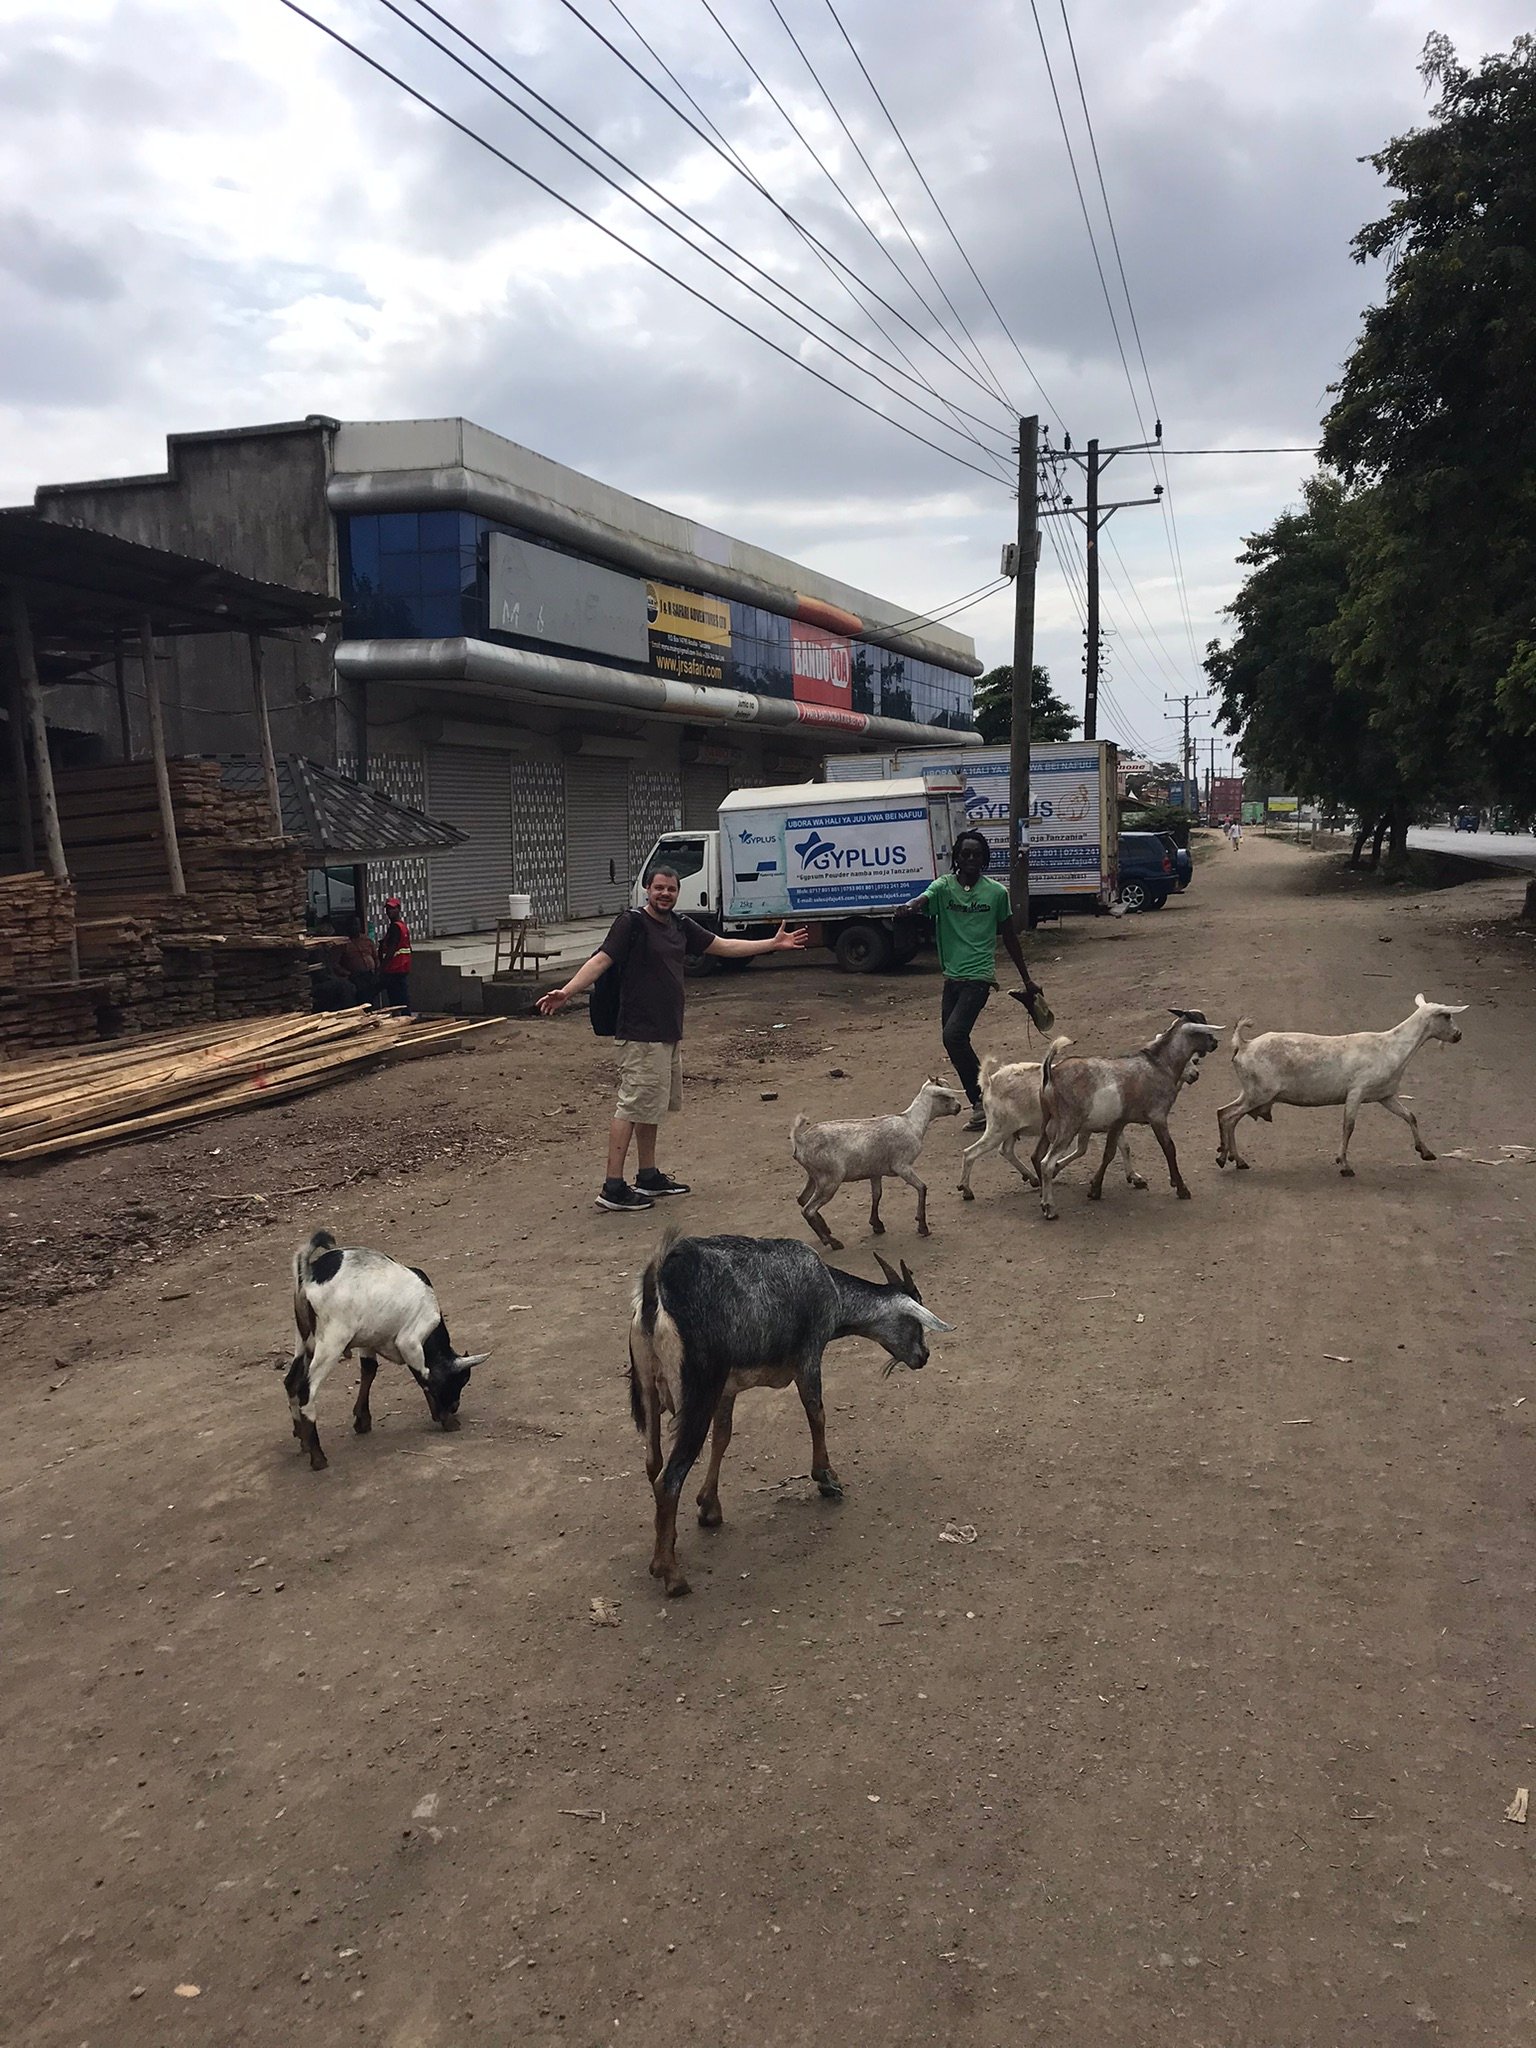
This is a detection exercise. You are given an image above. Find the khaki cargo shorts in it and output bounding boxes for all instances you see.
[614,1039,683,1123]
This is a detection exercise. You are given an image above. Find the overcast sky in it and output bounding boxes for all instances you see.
[2,0,1529,766]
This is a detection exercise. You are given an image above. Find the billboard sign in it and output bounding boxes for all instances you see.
[489,533,649,663]
[646,582,730,686]
[1267,795,1299,814]
[790,621,854,710]
[889,744,1105,892]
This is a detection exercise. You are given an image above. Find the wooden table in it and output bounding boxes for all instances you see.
[492,917,556,979]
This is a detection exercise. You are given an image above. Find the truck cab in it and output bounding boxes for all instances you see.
[632,832,720,919]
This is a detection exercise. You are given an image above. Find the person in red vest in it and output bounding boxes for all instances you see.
[378,896,413,1013]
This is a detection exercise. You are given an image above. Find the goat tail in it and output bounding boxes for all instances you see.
[294,1228,338,1288]
[1230,1018,1257,1059]
[635,1225,682,1338]
[789,1111,810,1160]
[1040,1034,1074,1088]
[978,1053,998,1094]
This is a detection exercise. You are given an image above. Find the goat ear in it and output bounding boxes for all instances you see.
[872,1251,903,1289]
[913,1305,954,1333]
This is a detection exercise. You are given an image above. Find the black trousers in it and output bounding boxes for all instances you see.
[381,971,411,1011]
[940,978,992,1103]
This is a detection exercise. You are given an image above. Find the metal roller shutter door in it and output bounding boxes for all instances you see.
[682,764,733,828]
[424,747,515,934]
[563,759,631,917]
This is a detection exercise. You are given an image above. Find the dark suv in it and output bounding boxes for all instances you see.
[1118,831,1176,911]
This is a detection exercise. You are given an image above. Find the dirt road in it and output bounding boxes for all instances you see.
[5,836,1534,2047]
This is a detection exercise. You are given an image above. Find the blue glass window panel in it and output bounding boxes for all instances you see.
[416,592,461,637]
[418,509,460,550]
[419,549,460,595]
[345,516,379,592]
[378,552,421,597]
[377,511,419,553]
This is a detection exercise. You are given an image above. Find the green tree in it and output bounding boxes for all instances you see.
[1204,477,1420,865]
[1321,33,1536,816]
[972,665,1079,745]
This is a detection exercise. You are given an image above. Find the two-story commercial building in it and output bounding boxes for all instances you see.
[36,416,980,934]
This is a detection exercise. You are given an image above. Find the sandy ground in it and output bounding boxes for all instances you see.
[4,834,1534,2048]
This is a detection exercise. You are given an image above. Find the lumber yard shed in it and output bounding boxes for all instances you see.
[0,513,456,1056]
[33,417,983,939]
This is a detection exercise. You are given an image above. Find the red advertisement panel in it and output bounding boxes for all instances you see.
[791,621,854,710]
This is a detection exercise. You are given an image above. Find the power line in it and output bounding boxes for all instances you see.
[761,0,1015,414]
[883,577,1012,635]
[819,0,1066,432]
[696,0,1008,420]
[368,0,1014,473]
[1147,446,1320,456]
[591,0,1003,469]
[279,1,1009,483]
[558,0,1013,413]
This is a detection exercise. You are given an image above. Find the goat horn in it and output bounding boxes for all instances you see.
[872,1251,903,1289]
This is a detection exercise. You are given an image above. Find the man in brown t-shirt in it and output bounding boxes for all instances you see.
[538,866,806,1210]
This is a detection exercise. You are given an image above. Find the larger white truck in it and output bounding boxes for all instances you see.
[631,776,965,971]
[826,741,1120,920]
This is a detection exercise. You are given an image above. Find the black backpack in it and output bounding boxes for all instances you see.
[589,909,646,1038]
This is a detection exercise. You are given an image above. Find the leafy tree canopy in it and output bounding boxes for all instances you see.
[973,665,1079,746]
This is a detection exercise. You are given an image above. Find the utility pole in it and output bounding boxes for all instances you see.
[1163,692,1211,807]
[1007,415,1039,925]
[1042,428,1165,741]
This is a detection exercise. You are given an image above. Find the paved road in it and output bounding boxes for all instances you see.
[1408,825,1536,872]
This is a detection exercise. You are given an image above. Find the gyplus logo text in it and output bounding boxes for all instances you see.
[793,829,908,872]
[737,828,776,846]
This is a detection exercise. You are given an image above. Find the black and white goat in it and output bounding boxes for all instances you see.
[627,1229,953,1596]
[285,1230,489,1470]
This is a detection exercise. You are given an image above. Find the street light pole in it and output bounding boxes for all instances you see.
[1008,415,1038,926]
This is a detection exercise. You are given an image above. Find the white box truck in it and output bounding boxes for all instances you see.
[825,741,1120,920]
[631,776,965,971]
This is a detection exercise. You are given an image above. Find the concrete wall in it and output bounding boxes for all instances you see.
[34,421,349,767]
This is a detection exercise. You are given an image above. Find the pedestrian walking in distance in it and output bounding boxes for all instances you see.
[378,895,412,1013]
[537,865,807,1210]
[897,829,1043,1132]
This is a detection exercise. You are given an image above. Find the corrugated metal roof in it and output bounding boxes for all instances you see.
[213,756,464,862]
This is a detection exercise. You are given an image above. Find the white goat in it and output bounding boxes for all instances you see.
[959,1039,1205,1201]
[1215,992,1467,1176]
[791,1078,963,1250]
[285,1230,489,1470]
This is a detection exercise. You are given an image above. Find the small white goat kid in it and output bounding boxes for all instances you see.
[791,1078,963,1250]
[1215,992,1467,1176]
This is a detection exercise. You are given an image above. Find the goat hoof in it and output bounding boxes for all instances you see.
[1176,1186,1192,1200]
[960,1186,974,1201]
[309,1449,329,1472]
[1086,1186,1102,1201]
[1130,1176,1149,1191]
[1419,1149,1436,1161]
[1042,1210,1058,1223]
[917,1223,931,1238]
[664,1575,692,1598]
[1339,1165,1355,1178]
[697,1501,723,1529]
[439,1413,461,1432]
[814,1471,843,1500]
[870,1220,885,1236]
[826,1237,844,1252]
[1235,1159,1250,1172]
[353,1412,372,1435]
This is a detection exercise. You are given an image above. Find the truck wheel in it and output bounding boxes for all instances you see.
[833,921,893,973]
[1119,879,1149,912]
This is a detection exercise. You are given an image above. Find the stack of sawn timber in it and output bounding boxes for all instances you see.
[0,1009,500,1165]
[0,762,312,1055]
[0,874,100,1054]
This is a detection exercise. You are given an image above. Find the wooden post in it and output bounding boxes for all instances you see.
[140,613,186,896]
[4,637,36,872]
[248,633,284,836]
[8,583,68,886]
[113,630,132,759]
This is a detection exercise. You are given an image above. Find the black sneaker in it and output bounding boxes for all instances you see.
[636,1169,691,1197]
[964,1105,987,1133]
[596,1179,654,1212]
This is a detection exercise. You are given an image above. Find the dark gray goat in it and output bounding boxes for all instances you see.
[627,1229,953,1597]
[1032,1010,1223,1221]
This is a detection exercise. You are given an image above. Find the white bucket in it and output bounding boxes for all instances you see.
[507,892,532,921]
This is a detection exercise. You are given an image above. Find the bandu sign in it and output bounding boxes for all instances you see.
[790,622,853,709]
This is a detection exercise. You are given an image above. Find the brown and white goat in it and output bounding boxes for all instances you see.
[959,1038,1207,1201]
[1032,1011,1223,1220]
[791,1078,962,1250]
[1215,992,1466,1175]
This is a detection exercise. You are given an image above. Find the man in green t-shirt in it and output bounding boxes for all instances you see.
[899,829,1042,1131]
